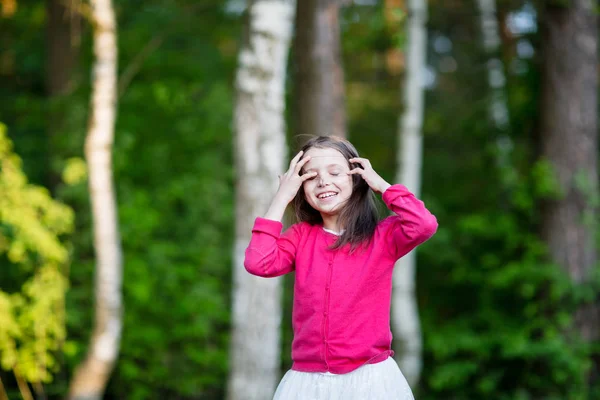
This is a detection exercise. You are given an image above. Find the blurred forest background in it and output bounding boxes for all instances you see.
[1,0,599,399]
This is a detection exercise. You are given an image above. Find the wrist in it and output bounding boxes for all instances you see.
[264,194,291,220]
[273,191,294,206]
[378,182,391,194]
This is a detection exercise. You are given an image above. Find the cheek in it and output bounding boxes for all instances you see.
[302,180,315,193]
[343,178,354,196]
[338,175,352,188]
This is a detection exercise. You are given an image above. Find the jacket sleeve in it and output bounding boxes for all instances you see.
[244,217,300,278]
[381,184,438,260]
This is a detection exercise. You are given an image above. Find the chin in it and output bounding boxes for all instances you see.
[308,197,347,215]
[320,205,342,215]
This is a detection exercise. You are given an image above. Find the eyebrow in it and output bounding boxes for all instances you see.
[304,163,345,172]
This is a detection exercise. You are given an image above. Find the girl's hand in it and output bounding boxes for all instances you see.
[347,157,391,193]
[276,151,317,203]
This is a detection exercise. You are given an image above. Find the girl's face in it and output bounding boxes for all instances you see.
[301,147,353,217]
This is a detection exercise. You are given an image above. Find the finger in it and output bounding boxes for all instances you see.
[301,171,318,181]
[347,168,364,175]
[349,157,371,168]
[288,150,304,169]
[294,155,312,174]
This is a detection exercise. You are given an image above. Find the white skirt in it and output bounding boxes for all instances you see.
[273,357,415,400]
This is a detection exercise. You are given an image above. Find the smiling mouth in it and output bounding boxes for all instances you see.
[317,192,338,199]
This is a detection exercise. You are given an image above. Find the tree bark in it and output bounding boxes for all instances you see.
[227,1,295,399]
[391,0,427,388]
[294,0,346,138]
[539,0,598,376]
[46,0,81,188]
[46,0,80,96]
[476,0,512,174]
[476,0,509,131]
[67,1,122,399]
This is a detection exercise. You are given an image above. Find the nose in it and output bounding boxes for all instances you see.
[318,176,330,187]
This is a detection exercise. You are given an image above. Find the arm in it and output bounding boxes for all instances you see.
[264,150,317,222]
[382,184,438,259]
[245,150,316,277]
[244,218,301,278]
[347,157,437,259]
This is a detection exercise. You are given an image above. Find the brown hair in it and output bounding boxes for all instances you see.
[292,136,379,251]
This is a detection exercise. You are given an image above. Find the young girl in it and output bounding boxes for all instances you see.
[244,136,437,399]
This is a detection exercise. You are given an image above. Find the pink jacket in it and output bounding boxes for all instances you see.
[244,184,438,374]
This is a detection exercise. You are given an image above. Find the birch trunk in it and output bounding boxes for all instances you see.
[539,0,599,371]
[391,0,427,388]
[68,1,122,399]
[227,1,295,399]
[294,0,346,138]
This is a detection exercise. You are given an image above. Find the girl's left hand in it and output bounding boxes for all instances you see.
[348,157,391,193]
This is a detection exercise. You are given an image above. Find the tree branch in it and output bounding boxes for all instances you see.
[0,377,9,400]
[116,2,221,97]
[118,34,164,96]
[13,370,34,400]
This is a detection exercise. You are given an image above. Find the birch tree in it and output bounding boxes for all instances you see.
[68,0,122,398]
[227,1,295,399]
[391,0,427,388]
[539,0,599,377]
[294,0,347,138]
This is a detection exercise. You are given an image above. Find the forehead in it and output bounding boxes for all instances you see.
[303,147,347,169]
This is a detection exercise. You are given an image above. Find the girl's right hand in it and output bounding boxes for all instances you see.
[276,151,317,204]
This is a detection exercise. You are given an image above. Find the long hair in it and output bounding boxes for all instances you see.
[292,136,379,251]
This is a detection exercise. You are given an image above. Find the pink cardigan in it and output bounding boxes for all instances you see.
[244,184,438,374]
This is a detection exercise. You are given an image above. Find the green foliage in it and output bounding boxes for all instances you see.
[339,1,600,398]
[0,123,73,383]
[416,142,594,398]
[62,158,87,186]
[420,213,590,398]
[41,3,238,398]
[413,4,597,394]
[1,0,599,399]
[530,159,562,199]
[0,3,237,394]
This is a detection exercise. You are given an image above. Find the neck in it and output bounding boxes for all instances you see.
[321,214,340,232]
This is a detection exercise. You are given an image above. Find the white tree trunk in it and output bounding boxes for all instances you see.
[476,0,512,168]
[227,1,295,400]
[68,1,122,399]
[391,0,427,388]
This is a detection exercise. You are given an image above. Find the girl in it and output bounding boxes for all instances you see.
[244,136,437,400]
